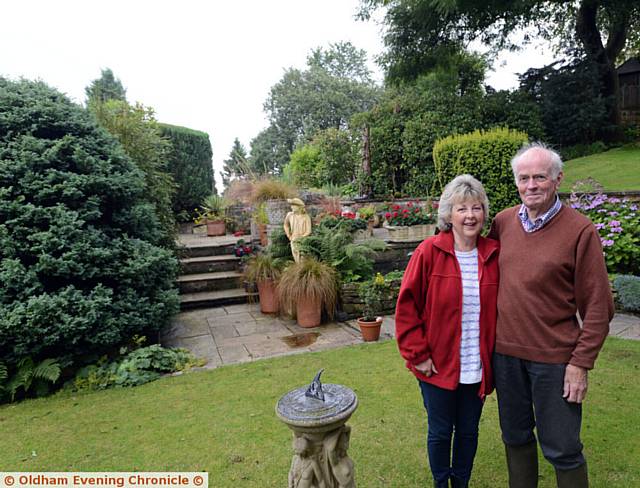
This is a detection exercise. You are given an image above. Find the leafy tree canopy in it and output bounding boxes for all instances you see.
[85,68,127,105]
[90,100,177,247]
[360,1,639,78]
[248,125,290,177]
[359,0,640,136]
[287,127,361,188]
[307,41,375,83]
[251,41,381,175]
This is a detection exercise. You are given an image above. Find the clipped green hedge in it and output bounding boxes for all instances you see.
[159,123,214,221]
[433,127,528,215]
[0,78,179,368]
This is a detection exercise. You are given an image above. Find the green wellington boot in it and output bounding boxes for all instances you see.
[555,463,588,488]
[505,441,539,488]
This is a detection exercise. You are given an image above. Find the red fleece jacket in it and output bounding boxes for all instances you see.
[395,230,499,398]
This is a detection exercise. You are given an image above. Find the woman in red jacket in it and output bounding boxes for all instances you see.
[396,174,499,488]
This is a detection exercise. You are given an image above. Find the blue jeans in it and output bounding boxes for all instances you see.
[418,380,484,483]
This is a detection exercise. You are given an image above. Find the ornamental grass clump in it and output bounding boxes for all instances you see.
[251,178,296,203]
[243,254,283,283]
[277,258,339,320]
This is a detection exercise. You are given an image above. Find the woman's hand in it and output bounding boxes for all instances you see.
[415,358,438,377]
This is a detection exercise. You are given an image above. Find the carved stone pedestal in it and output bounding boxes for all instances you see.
[276,373,358,488]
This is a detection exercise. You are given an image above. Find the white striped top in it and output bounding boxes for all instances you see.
[455,248,482,384]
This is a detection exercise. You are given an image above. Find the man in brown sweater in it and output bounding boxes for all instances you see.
[488,143,613,488]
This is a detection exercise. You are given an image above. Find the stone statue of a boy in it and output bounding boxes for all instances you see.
[283,198,312,262]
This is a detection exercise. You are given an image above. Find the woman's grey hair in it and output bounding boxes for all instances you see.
[437,174,489,231]
[510,142,564,181]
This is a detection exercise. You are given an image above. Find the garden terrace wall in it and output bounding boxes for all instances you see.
[340,279,402,319]
[372,240,420,274]
[559,191,640,202]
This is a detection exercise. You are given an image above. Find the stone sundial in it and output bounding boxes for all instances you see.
[276,370,359,487]
[276,369,358,428]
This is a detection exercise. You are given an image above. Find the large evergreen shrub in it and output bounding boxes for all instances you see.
[0,78,179,368]
[90,100,176,248]
[433,128,529,215]
[159,124,214,221]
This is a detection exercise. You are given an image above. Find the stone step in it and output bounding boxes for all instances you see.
[179,288,257,310]
[177,271,244,294]
[180,254,240,274]
[178,242,237,258]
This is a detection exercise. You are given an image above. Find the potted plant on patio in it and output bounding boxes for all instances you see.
[195,194,229,236]
[356,273,387,341]
[243,254,283,314]
[253,202,269,247]
[277,257,338,328]
[357,204,377,234]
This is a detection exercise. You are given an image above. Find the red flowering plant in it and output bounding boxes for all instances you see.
[318,210,367,232]
[384,201,436,226]
[233,239,254,258]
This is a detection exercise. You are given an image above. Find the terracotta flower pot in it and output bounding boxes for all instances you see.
[296,295,322,328]
[206,219,225,236]
[257,279,279,314]
[258,223,269,247]
[357,317,383,342]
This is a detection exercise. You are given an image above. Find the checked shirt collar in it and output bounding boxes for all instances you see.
[518,195,561,233]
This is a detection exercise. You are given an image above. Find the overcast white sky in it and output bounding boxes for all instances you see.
[1,0,554,188]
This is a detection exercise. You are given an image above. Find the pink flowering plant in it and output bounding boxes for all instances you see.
[569,192,640,275]
[383,201,436,226]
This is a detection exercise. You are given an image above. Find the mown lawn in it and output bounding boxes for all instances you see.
[561,144,640,192]
[1,338,638,487]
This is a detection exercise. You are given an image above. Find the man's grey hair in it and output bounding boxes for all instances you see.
[437,174,490,231]
[510,142,564,182]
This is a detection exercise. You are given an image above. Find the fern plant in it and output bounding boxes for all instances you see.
[297,227,386,282]
[1,357,61,402]
[267,228,293,261]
